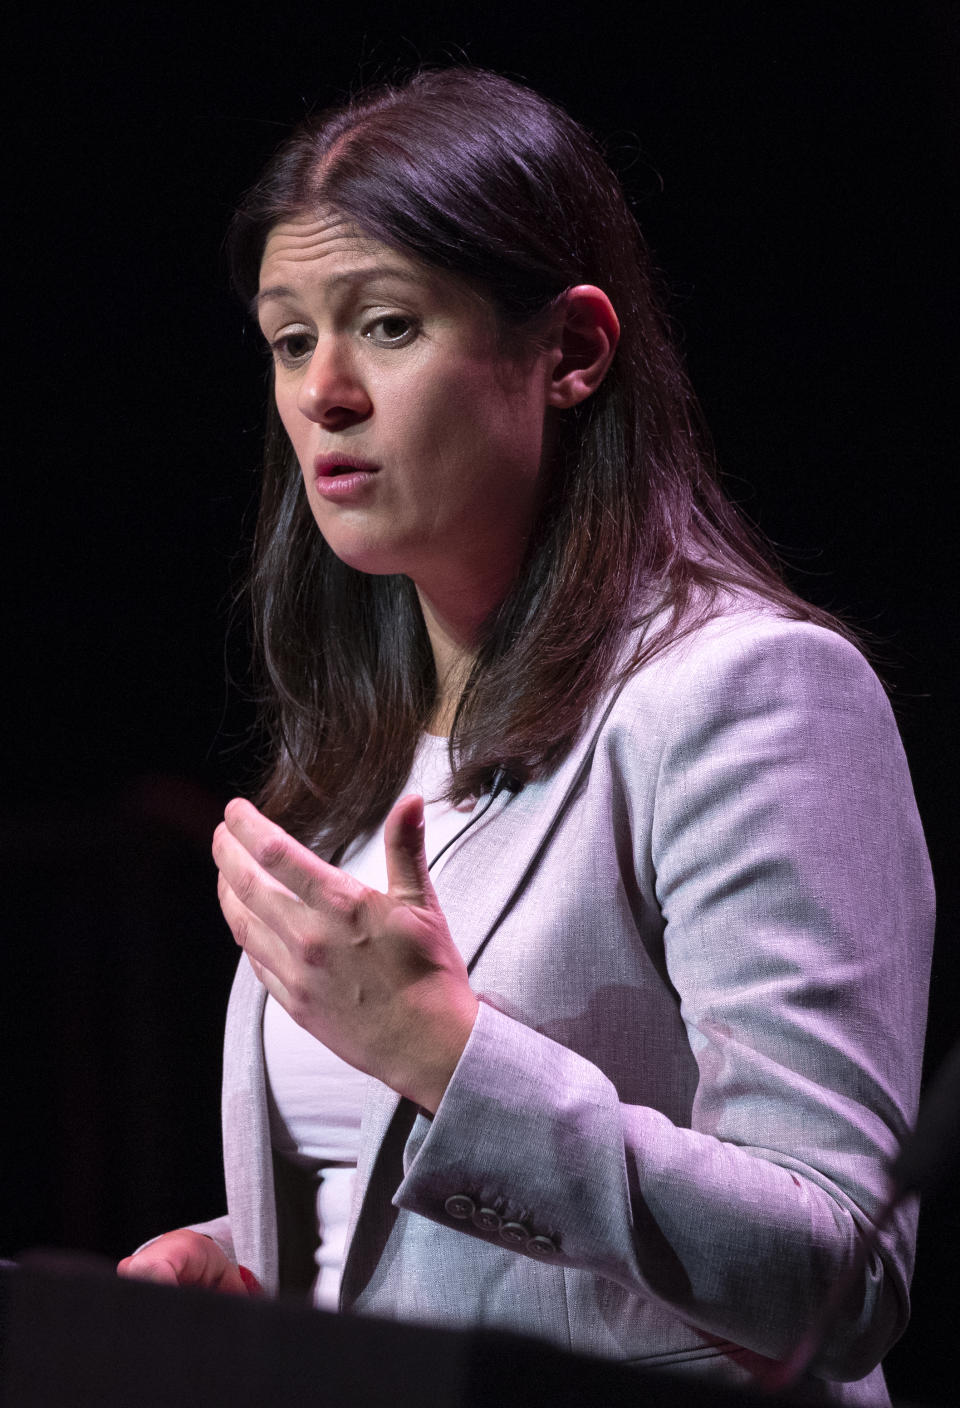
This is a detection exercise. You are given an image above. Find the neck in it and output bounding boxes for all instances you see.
[416,590,486,737]
[413,550,526,734]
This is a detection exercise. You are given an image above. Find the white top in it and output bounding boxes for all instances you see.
[262,734,477,1310]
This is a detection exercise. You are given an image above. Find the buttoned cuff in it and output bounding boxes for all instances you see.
[391,998,630,1269]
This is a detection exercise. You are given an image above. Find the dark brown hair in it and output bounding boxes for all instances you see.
[228,67,859,855]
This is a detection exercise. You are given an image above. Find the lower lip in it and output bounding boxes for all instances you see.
[313,470,378,500]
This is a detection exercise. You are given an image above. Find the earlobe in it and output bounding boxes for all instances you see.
[547,286,620,409]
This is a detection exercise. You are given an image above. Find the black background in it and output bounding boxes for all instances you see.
[4,3,957,1402]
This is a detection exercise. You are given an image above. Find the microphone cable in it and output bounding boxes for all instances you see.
[427,766,519,873]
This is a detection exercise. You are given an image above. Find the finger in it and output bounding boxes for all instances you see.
[216,872,297,1013]
[384,794,438,909]
[213,820,303,930]
[210,1260,252,1296]
[217,872,291,983]
[120,1257,180,1286]
[245,946,294,1014]
[119,1235,208,1286]
[213,821,350,965]
[220,799,359,916]
[238,1265,265,1297]
[228,898,324,1038]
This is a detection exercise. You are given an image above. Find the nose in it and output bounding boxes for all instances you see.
[296,337,372,429]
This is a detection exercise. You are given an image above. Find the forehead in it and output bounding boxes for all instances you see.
[257,210,451,310]
[256,209,506,352]
[260,212,397,275]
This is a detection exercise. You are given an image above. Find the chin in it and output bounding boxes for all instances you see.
[322,534,417,580]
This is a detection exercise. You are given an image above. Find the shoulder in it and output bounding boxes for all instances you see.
[621,595,881,710]
[590,596,929,912]
[599,595,895,769]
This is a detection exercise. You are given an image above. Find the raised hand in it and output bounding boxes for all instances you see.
[213,793,478,1113]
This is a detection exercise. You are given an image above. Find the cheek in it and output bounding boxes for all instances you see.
[406,367,526,462]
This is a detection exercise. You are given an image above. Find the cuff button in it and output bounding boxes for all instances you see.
[527,1235,557,1257]
[472,1207,502,1232]
[444,1194,476,1220]
[499,1221,529,1246]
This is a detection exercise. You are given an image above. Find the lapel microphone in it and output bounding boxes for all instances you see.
[427,766,520,871]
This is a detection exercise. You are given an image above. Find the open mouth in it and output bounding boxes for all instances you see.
[314,454,379,478]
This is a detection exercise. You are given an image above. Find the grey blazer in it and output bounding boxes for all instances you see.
[196,604,934,1404]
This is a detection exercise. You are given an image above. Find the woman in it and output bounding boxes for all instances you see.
[119,68,933,1403]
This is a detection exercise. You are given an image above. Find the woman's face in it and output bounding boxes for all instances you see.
[257,212,559,632]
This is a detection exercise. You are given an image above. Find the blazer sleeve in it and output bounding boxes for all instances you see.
[185,1215,236,1260]
[132,1215,235,1261]
[391,617,935,1381]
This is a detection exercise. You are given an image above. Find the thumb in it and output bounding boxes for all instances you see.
[384,794,438,909]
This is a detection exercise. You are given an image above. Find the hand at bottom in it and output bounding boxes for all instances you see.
[117,1229,261,1296]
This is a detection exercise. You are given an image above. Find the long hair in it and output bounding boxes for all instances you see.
[228,67,859,855]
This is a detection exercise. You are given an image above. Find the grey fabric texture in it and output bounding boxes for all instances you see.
[195,603,933,1405]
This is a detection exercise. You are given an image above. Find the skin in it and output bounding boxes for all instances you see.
[119,210,618,1293]
[259,212,552,686]
[117,1229,254,1294]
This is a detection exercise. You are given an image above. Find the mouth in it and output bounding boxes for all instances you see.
[313,453,380,478]
[312,453,380,502]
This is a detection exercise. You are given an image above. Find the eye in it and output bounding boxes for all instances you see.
[267,329,314,366]
[363,314,419,347]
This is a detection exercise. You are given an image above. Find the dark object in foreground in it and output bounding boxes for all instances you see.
[891,1036,960,1202]
[1,1255,773,1408]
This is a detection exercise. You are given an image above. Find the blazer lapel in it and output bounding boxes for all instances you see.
[341,695,618,1298]
[357,707,607,1149]
[435,725,604,973]
[222,958,277,1290]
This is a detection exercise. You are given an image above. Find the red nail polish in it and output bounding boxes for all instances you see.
[238,1264,264,1296]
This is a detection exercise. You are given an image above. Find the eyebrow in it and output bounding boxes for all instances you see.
[251,266,425,317]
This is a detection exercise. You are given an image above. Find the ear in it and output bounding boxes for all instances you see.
[546,285,620,409]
